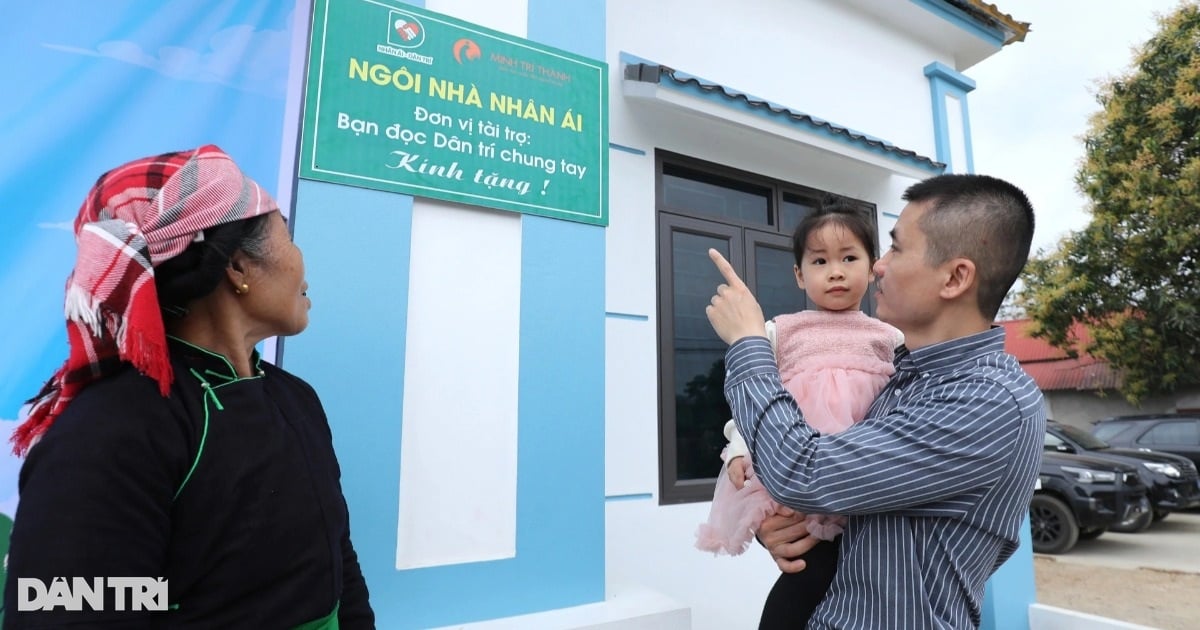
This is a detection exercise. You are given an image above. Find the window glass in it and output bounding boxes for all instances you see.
[671,231,732,481]
[663,164,770,225]
[780,193,817,234]
[1092,423,1130,442]
[755,243,807,320]
[1139,421,1200,445]
[1057,423,1109,449]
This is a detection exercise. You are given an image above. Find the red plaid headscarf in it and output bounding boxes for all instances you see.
[11,145,279,456]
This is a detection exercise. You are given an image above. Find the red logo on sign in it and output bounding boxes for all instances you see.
[394,19,421,42]
[453,38,481,64]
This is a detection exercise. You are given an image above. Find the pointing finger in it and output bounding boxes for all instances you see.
[708,249,747,290]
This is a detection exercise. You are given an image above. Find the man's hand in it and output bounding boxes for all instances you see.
[705,249,766,344]
[758,506,818,573]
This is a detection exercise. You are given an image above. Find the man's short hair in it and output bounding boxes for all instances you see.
[902,174,1035,320]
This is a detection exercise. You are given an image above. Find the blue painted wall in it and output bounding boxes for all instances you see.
[980,517,1038,630]
[283,1,608,626]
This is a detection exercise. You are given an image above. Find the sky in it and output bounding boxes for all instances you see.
[0,1,293,423]
[967,0,1186,255]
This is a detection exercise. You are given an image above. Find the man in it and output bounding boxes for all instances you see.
[706,174,1045,629]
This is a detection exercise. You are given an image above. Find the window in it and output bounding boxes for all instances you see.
[1092,422,1131,442]
[1057,424,1109,450]
[1138,420,1200,446]
[656,152,877,504]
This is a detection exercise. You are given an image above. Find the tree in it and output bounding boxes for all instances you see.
[1018,4,1200,403]
[996,284,1026,321]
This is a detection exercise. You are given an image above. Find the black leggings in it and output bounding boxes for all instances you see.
[758,537,840,629]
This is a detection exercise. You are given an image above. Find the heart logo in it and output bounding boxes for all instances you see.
[394,19,421,42]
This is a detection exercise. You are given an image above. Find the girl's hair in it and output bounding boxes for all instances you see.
[155,213,274,317]
[791,197,877,267]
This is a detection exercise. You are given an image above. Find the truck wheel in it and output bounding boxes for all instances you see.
[1030,494,1078,554]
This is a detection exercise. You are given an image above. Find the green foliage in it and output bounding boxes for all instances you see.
[1019,3,1200,403]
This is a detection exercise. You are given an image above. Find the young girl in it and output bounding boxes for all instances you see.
[695,202,902,627]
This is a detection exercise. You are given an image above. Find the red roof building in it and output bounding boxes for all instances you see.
[999,319,1122,391]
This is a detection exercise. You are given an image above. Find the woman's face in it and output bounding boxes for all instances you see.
[242,212,310,338]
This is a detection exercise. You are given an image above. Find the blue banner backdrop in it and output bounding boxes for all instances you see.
[0,0,298,561]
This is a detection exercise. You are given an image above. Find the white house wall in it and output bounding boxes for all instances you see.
[608,0,946,166]
[605,314,661,499]
[397,202,522,570]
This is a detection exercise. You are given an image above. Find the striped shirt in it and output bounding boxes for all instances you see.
[727,327,1045,629]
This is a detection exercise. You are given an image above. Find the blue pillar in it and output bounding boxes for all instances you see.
[924,61,977,174]
[981,515,1037,630]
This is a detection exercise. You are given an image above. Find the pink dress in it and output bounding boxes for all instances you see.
[695,310,900,556]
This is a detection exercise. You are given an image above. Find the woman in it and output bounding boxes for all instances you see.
[4,146,374,628]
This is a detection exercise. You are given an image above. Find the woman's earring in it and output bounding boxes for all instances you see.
[235,283,250,295]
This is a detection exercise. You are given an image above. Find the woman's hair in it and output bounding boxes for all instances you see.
[156,213,273,317]
[791,197,878,267]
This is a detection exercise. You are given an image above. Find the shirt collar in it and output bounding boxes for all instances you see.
[167,335,264,383]
[894,326,1006,375]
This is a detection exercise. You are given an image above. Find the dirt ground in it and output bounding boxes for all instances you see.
[1034,555,1199,629]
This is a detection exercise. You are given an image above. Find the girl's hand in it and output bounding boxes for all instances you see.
[727,456,748,489]
[705,249,766,344]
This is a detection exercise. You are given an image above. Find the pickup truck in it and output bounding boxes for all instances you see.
[1031,451,1149,554]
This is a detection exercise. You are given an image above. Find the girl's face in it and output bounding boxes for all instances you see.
[794,221,873,312]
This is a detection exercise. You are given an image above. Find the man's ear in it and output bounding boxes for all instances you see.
[794,264,806,290]
[939,257,976,300]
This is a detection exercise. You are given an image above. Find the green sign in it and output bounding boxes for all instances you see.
[300,0,609,226]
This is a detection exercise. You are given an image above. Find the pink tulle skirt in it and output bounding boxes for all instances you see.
[781,359,891,435]
[696,364,889,555]
[695,456,777,556]
[695,455,848,556]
